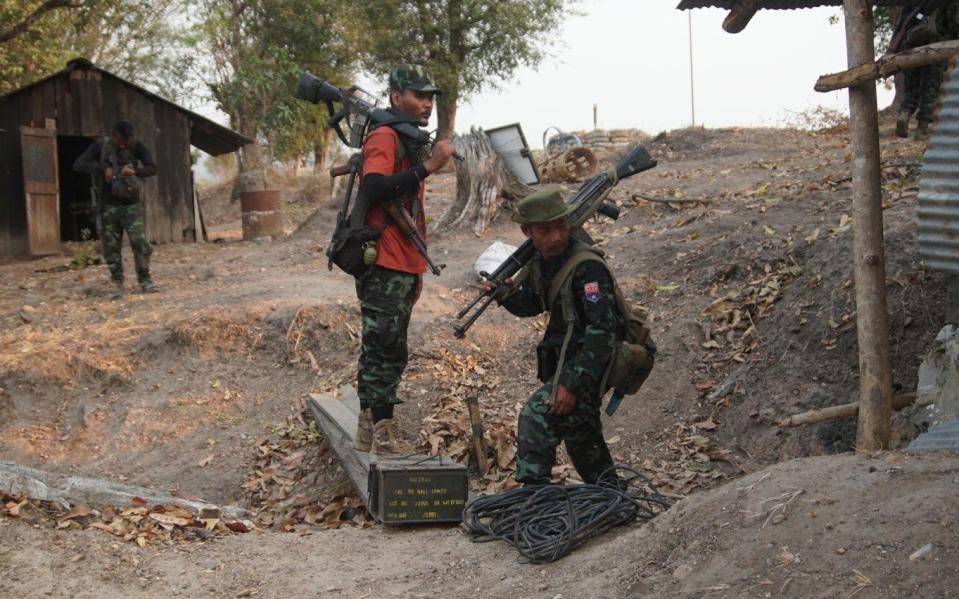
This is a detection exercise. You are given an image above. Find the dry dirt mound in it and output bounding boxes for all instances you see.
[1,452,955,598]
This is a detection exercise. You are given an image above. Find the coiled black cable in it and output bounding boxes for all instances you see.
[462,466,671,564]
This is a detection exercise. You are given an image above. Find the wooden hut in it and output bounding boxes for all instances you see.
[0,58,252,257]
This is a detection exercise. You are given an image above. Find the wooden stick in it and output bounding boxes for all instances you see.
[465,396,489,475]
[815,39,959,93]
[777,393,922,428]
[632,193,714,205]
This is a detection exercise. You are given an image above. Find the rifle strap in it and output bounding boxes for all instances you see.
[544,243,636,403]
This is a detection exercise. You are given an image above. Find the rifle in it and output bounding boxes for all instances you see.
[295,71,463,160]
[295,71,457,275]
[453,144,658,339]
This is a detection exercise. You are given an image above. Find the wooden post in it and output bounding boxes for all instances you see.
[723,0,762,34]
[844,0,894,452]
[947,275,959,324]
[465,396,489,475]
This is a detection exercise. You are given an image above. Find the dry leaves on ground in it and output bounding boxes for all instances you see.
[416,349,535,494]
[1,492,254,546]
[241,403,372,530]
[700,262,802,364]
[637,421,734,496]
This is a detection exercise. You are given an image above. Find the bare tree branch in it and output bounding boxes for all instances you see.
[0,0,85,45]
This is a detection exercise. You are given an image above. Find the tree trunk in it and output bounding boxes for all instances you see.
[432,127,532,236]
[844,0,894,452]
[437,91,458,141]
[313,128,335,176]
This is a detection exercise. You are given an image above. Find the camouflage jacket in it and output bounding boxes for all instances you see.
[499,239,624,403]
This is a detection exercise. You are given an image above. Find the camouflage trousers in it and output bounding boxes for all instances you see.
[355,265,418,411]
[516,384,614,486]
[100,202,152,285]
[901,61,945,124]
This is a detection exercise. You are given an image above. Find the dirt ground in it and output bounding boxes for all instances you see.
[2,117,957,597]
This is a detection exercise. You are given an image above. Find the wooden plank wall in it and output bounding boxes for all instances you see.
[0,100,26,256]
[153,102,194,242]
[0,69,197,255]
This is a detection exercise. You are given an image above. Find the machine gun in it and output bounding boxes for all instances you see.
[295,71,456,276]
[453,144,658,339]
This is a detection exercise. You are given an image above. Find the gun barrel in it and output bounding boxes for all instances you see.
[296,72,343,104]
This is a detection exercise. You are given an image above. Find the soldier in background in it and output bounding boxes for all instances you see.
[894,5,959,139]
[74,120,157,297]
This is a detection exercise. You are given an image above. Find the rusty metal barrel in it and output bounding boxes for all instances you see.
[239,190,284,241]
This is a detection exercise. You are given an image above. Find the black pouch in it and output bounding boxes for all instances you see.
[110,176,143,203]
[328,224,381,278]
[536,339,561,382]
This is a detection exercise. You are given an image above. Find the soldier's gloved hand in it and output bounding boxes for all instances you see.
[104,167,114,182]
[549,385,577,416]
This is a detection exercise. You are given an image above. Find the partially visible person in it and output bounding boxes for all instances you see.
[74,120,157,297]
[893,5,959,139]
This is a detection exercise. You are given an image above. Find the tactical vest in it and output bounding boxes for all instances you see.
[523,241,654,407]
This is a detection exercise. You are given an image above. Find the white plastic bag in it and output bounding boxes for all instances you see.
[474,241,518,279]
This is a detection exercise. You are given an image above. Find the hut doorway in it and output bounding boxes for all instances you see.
[57,135,100,242]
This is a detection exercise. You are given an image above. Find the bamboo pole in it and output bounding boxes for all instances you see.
[815,40,959,92]
[843,0,894,452]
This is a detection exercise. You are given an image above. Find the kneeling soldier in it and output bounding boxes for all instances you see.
[491,189,655,485]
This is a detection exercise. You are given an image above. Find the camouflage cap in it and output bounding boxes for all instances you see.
[389,64,443,95]
[511,189,574,225]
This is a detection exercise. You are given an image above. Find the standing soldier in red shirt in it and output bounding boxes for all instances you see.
[352,65,455,455]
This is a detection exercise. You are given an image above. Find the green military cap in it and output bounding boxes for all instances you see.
[388,64,443,95]
[511,189,574,225]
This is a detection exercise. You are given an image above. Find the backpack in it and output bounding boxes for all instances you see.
[541,243,655,413]
[328,123,420,278]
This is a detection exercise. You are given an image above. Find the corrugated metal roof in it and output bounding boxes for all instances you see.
[919,60,959,274]
[907,419,959,451]
[0,58,252,156]
[677,0,950,10]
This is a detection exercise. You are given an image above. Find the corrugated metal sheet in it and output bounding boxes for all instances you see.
[907,419,959,451]
[919,60,959,274]
[677,0,949,10]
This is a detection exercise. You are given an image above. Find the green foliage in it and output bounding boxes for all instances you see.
[0,1,83,94]
[199,0,357,169]
[0,0,196,101]
[355,0,574,136]
[66,0,199,103]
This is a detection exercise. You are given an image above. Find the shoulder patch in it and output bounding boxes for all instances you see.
[584,281,601,303]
